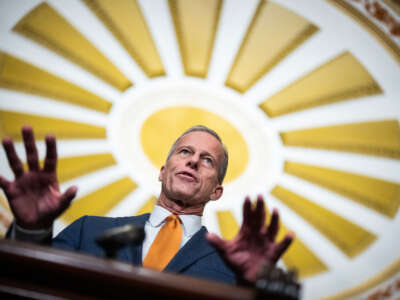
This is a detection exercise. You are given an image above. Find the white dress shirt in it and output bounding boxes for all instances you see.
[142,205,202,261]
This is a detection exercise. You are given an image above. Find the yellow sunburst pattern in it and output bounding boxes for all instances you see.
[281,120,400,159]
[0,110,106,140]
[83,0,165,77]
[0,1,400,299]
[259,51,382,117]
[13,2,132,91]
[225,1,318,92]
[0,52,112,113]
[169,0,222,77]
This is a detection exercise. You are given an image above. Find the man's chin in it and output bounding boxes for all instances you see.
[169,188,199,205]
[173,191,196,202]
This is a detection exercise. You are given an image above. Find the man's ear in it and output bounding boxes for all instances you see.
[209,184,223,201]
[158,166,165,181]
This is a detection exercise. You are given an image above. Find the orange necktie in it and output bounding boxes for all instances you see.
[142,214,182,271]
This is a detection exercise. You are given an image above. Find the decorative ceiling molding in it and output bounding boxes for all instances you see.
[321,257,400,300]
[350,0,400,36]
[383,0,400,16]
[328,0,400,65]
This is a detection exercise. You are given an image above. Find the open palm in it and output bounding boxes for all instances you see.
[206,195,294,284]
[0,126,77,230]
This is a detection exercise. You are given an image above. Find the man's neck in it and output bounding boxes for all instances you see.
[156,194,205,216]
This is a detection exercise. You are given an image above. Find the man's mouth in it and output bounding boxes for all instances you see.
[177,171,197,182]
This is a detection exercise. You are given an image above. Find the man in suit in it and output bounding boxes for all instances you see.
[1,125,293,285]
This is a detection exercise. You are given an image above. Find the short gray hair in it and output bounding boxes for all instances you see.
[166,125,228,184]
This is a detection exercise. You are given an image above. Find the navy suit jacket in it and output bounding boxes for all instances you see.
[52,214,236,284]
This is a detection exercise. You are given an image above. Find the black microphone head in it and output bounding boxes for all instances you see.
[96,224,145,258]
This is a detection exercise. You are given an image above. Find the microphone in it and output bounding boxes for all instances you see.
[96,224,145,258]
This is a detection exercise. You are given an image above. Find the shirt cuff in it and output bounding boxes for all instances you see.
[11,222,53,243]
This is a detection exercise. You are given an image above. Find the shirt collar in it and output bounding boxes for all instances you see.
[149,205,202,238]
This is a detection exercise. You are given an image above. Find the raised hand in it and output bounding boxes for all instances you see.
[206,195,294,284]
[0,126,77,230]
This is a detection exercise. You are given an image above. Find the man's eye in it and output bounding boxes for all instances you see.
[203,157,213,165]
[181,149,189,155]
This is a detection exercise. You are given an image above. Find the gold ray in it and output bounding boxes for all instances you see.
[271,185,377,258]
[0,110,106,140]
[23,154,115,182]
[13,2,132,91]
[83,0,165,78]
[61,177,137,224]
[0,192,11,214]
[0,211,12,230]
[0,52,112,113]
[278,224,328,278]
[259,51,382,117]
[135,196,156,216]
[328,0,400,66]
[263,206,328,278]
[225,0,318,93]
[57,153,116,183]
[280,120,400,159]
[169,0,222,77]
[216,210,239,240]
[216,208,328,277]
[0,192,12,237]
[284,161,400,218]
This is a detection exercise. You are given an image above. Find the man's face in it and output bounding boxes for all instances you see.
[159,131,224,208]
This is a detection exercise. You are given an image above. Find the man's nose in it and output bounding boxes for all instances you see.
[186,155,199,169]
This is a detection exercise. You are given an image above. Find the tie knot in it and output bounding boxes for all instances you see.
[166,214,181,224]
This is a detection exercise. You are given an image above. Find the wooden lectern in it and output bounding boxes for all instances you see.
[0,239,301,299]
[0,239,253,299]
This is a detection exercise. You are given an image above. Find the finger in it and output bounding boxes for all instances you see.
[273,233,294,262]
[266,208,280,241]
[2,137,24,178]
[22,125,40,171]
[0,176,11,193]
[205,233,227,252]
[252,195,266,232]
[44,134,57,173]
[240,196,252,233]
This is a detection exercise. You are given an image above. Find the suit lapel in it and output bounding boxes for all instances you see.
[129,243,143,266]
[164,227,215,273]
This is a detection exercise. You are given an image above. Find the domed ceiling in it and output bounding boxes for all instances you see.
[0,1,399,299]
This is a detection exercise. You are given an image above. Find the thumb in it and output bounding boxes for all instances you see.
[273,233,295,262]
[206,233,226,251]
[56,186,78,214]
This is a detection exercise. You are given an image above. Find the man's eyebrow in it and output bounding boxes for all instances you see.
[176,145,193,151]
[175,145,217,162]
[201,150,216,161]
